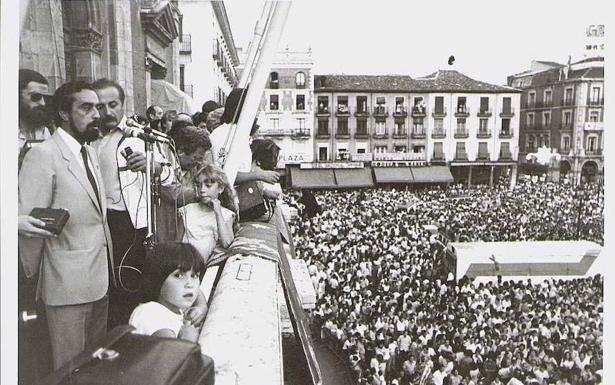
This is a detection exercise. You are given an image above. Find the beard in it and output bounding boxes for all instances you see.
[19,104,49,127]
[71,120,101,143]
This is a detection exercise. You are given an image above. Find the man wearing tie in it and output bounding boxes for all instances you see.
[18,81,114,369]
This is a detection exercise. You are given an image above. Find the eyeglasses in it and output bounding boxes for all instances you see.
[30,93,47,102]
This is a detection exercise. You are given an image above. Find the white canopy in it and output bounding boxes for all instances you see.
[150,79,198,115]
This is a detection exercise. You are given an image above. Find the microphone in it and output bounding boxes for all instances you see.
[124,119,170,143]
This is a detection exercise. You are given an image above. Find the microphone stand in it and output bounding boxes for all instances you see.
[143,126,157,249]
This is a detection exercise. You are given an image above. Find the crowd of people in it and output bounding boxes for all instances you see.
[289,182,603,385]
[16,69,282,382]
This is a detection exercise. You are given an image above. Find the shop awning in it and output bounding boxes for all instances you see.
[334,168,374,188]
[373,167,413,184]
[290,168,337,189]
[410,166,454,183]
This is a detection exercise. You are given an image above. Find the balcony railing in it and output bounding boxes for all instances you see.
[335,105,350,116]
[350,153,373,162]
[392,129,407,138]
[354,131,369,139]
[477,107,492,117]
[393,106,408,117]
[411,106,426,117]
[180,34,192,53]
[411,128,426,139]
[432,130,446,139]
[373,152,425,161]
[432,106,447,117]
[499,151,513,160]
[454,106,470,117]
[477,130,491,138]
[584,122,603,131]
[477,152,491,160]
[291,128,311,138]
[454,130,469,138]
[335,129,350,138]
[499,130,513,139]
[316,107,330,116]
[353,106,370,116]
[499,107,515,117]
[454,152,468,161]
[432,153,445,161]
[316,129,330,138]
[588,98,604,106]
[259,128,291,137]
[372,131,388,139]
[562,98,574,106]
[373,106,388,116]
[586,148,603,156]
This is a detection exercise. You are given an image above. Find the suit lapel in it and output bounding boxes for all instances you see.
[52,134,102,214]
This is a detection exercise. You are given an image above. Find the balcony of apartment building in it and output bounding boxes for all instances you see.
[454,128,469,139]
[316,104,330,116]
[392,124,407,138]
[477,128,491,139]
[499,128,513,139]
[335,104,350,116]
[432,128,446,139]
[410,105,426,117]
[315,125,330,139]
[561,97,574,107]
[454,105,470,117]
[354,125,370,139]
[476,148,491,161]
[291,128,311,139]
[499,147,513,161]
[259,128,290,137]
[499,107,515,118]
[432,106,447,118]
[372,128,388,139]
[350,152,373,162]
[411,125,426,139]
[335,127,350,139]
[393,105,408,117]
[432,149,445,162]
[585,148,602,156]
[373,105,389,117]
[587,97,604,106]
[179,34,192,54]
[454,148,468,161]
[477,107,492,118]
[584,122,604,132]
[353,106,370,117]
[373,152,426,162]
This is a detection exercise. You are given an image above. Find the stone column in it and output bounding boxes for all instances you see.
[467,166,473,188]
[489,166,494,188]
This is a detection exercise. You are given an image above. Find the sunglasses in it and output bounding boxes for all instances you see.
[30,93,49,102]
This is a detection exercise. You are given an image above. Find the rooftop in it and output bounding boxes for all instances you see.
[314,70,520,93]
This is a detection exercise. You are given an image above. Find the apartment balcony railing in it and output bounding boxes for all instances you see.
[454,106,470,117]
[432,153,445,161]
[392,129,407,138]
[499,130,513,139]
[315,130,330,138]
[410,106,426,117]
[411,128,426,139]
[454,152,468,161]
[291,128,311,138]
[316,107,330,116]
[179,34,192,54]
[372,131,389,139]
[454,129,469,139]
[373,106,389,116]
[373,152,425,161]
[477,108,492,117]
[499,151,513,160]
[432,106,447,117]
[258,128,291,137]
[477,130,491,138]
[588,98,604,106]
[353,106,370,116]
[477,152,491,160]
[335,105,350,116]
[335,129,350,139]
[499,107,515,117]
[354,129,369,139]
[393,106,408,117]
[432,130,446,139]
[350,153,373,162]
[586,149,603,156]
[584,122,604,131]
[561,98,574,106]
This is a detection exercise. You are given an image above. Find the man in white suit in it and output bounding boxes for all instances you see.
[18,81,114,370]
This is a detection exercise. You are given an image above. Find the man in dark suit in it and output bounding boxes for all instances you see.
[18,81,114,370]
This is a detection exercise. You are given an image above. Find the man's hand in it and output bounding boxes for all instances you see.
[18,215,55,238]
[126,151,147,172]
[258,170,280,184]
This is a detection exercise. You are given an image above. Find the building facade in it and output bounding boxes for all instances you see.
[177,0,238,106]
[508,57,604,184]
[312,71,521,185]
[256,49,315,167]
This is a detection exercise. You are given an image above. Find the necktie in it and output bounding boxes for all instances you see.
[81,145,101,206]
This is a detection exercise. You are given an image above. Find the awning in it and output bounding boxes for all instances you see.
[373,167,413,184]
[334,168,374,188]
[410,166,454,183]
[290,168,337,189]
[151,79,199,115]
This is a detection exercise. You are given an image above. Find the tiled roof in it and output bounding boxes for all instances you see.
[568,67,604,79]
[314,70,519,93]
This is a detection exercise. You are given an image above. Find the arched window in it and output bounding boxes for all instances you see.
[269,72,279,89]
[295,72,306,89]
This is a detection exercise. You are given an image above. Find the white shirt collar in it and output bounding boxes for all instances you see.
[56,127,85,158]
